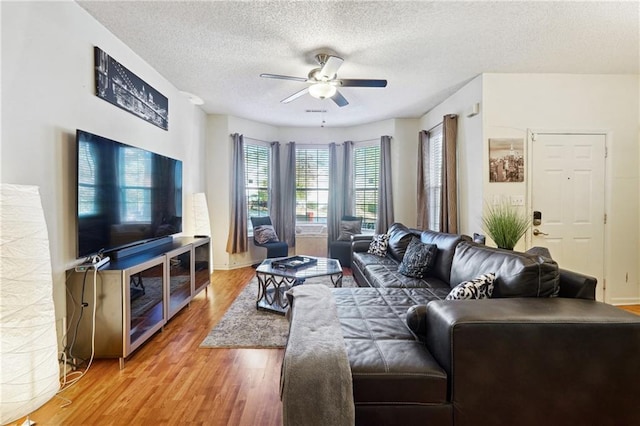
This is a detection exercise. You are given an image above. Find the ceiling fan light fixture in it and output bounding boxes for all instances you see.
[308,82,336,100]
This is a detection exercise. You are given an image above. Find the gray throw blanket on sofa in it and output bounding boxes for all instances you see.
[280,285,355,426]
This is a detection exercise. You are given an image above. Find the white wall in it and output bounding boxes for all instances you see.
[482,73,639,304]
[419,75,484,236]
[1,2,207,349]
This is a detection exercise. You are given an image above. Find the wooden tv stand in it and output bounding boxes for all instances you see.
[65,236,211,369]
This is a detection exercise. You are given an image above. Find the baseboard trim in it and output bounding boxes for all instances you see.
[610,296,640,306]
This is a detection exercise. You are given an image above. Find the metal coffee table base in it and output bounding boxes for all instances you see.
[256,274,300,314]
[255,257,343,315]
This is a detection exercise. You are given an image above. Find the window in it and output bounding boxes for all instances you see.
[296,147,329,223]
[353,144,380,231]
[119,147,153,223]
[244,143,270,231]
[427,126,443,231]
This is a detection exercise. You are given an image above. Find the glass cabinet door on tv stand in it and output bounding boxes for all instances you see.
[65,255,167,369]
[165,244,193,319]
[126,257,167,359]
[193,237,211,295]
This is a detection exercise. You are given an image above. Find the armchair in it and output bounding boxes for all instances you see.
[329,215,362,267]
[251,216,288,261]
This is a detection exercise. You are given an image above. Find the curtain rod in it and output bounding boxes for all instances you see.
[425,114,457,134]
[351,138,379,144]
[229,134,274,144]
[426,122,443,134]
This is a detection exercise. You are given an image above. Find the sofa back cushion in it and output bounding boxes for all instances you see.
[386,223,420,262]
[419,230,468,284]
[450,242,560,297]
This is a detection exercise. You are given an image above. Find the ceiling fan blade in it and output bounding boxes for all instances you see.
[319,55,344,79]
[260,73,308,83]
[339,79,387,88]
[281,87,309,104]
[331,90,349,107]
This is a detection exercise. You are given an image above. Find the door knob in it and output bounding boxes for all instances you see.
[532,229,548,236]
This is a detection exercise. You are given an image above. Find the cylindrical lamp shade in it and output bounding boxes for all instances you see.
[1,184,59,424]
[192,192,211,237]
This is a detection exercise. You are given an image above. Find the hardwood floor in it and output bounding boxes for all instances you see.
[619,304,640,315]
[19,267,640,425]
[23,266,283,426]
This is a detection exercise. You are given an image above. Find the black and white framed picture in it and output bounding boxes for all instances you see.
[94,46,168,130]
[489,138,524,182]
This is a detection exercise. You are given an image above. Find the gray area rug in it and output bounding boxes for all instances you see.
[200,274,356,348]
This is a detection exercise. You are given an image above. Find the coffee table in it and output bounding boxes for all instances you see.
[255,256,343,314]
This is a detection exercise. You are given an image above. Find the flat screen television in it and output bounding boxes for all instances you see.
[75,129,183,259]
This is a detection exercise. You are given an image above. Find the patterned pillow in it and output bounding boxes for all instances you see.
[398,237,438,278]
[446,273,496,300]
[368,233,390,257]
[253,225,279,244]
[337,220,362,241]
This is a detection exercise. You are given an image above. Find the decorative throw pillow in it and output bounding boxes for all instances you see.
[368,233,390,257]
[446,273,496,300]
[337,220,362,241]
[398,237,438,278]
[253,225,279,244]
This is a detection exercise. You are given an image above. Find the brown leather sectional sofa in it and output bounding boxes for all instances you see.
[283,223,640,426]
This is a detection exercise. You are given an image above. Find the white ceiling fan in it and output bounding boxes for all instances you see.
[260,53,387,107]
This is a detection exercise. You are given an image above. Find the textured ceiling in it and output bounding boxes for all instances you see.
[77,1,639,128]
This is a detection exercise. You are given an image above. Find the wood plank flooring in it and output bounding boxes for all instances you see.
[23,266,282,426]
[17,267,640,425]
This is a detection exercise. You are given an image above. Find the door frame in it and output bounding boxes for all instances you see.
[526,129,610,302]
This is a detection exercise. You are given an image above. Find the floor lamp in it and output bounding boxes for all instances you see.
[1,184,60,424]
[191,192,211,237]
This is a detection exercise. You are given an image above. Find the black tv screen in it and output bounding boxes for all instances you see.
[76,130,183,258]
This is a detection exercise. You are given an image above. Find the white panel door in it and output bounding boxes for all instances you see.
[530,133,606,301]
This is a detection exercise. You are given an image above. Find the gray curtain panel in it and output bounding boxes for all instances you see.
[441,114,458,234]
[225,133,248,254]
[376,135,394,234]
[282,142,297,247]
[341,141,354,217]
[269,141,284,237]
[327,143,341,244]
[416,130,429,230]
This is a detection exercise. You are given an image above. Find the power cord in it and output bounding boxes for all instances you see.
[58,265,98,395]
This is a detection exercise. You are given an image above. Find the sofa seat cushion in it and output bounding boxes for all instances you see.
[346,339,448,405]
[364,263,450,294]
[353,252,399,269]
[332,287,448,405]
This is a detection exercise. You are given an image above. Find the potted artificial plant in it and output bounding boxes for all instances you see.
[482,201,531,250]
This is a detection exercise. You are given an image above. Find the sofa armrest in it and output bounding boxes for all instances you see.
[351,234,373,253]
[558,267,597,299]
[420,298,640,426]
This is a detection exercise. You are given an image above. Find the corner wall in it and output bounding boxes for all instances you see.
[1,2,207,349]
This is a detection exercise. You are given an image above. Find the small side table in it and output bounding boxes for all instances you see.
[255,256,343,315]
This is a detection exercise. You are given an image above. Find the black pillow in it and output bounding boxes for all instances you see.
[398,237,437,278]
[337,219,362,241]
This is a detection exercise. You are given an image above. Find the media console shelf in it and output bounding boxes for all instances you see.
[66,236,211,369]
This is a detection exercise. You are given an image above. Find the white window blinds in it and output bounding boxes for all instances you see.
[244,143,270,230]
[427,126,443,231]
[353,144,380,231]
[295,147,329,223]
